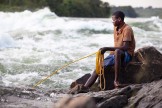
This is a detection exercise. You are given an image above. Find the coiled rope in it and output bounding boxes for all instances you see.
[96,50,106,90]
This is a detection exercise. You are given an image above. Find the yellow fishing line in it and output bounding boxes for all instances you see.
[33,50,107,90]
[33,52,97,88]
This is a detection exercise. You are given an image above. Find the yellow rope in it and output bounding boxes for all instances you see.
[96,50,106,90]
[32,52,97,88]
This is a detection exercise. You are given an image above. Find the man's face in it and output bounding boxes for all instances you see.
[112,15,120,27]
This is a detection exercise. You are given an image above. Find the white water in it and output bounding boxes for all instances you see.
[0,8,162,89]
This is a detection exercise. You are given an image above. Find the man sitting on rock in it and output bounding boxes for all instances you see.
[69,11,136,94]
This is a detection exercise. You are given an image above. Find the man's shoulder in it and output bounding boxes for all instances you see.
[124,24,133,31]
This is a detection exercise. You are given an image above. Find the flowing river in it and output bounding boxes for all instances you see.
[0,8,162,90]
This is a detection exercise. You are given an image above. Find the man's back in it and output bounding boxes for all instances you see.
[110,23,135,56]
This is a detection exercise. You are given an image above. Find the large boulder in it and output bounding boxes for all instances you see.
[102,46,162,90]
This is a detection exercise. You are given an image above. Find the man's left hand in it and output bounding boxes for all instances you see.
[100,47,108,54]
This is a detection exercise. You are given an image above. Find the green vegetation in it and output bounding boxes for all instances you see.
[0,0,47,11]
[1,0,161,18]
[46,0,110,17]
[0,0,110,17]
[111,6,138,18]
[135,7,162,18]
[111,6,162,18]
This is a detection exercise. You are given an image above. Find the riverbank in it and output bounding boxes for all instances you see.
[1,79,162,108]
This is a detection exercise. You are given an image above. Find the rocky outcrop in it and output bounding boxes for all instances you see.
[126,80,162,108]
[1,79,162,108]
[55,79,162,108]
[125,46,162,83]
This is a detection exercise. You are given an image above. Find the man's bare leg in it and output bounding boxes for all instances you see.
[114,49,124,87]
[84,71,98,88]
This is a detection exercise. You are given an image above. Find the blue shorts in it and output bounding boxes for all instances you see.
[104,52,132,67]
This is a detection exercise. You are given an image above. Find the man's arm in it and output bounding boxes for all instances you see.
[100,41,129,54]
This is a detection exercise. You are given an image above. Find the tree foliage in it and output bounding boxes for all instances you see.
[47,0,110,17]
[135,7,162,18]
[0,0,110,17]
[111,6,138,18]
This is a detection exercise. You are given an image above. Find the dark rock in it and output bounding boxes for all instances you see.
[125,46,162,83]
[70,73,91,89]
[126,79,162,108]
[117,86,131,96]
[98,95,128,108]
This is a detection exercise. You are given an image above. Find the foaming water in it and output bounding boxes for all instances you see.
[0,33,16,48]
[0,8,162,89]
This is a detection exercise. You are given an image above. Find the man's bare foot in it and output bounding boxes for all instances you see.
[114,81,120,87]
[114,81,128,88]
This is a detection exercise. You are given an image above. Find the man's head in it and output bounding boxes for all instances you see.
[112,11,125,27]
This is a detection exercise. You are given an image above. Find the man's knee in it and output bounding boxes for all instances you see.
[114,49,122,56]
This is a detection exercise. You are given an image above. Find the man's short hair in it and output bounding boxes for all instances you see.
[112,11,125,21]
